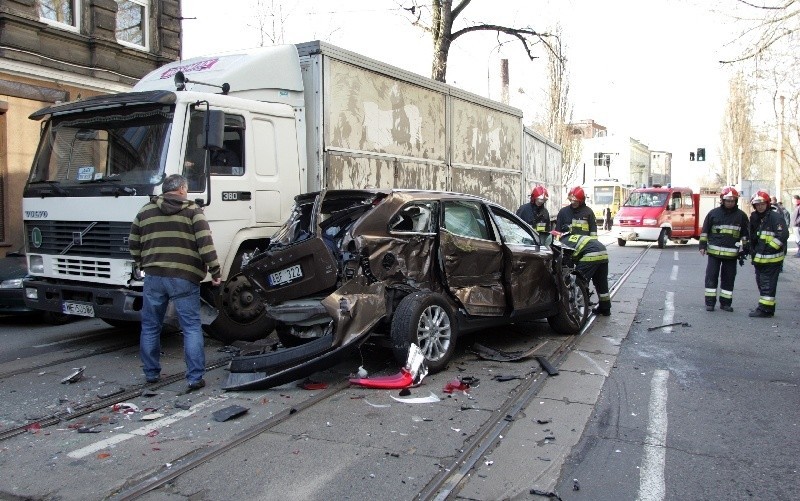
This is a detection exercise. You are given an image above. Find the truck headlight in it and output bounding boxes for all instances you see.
[29,255,44,274]
[643,218,658,226]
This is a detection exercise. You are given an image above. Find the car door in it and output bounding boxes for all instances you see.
[488,205,557,314]
[439,199,506,316]
[668,191,688,236]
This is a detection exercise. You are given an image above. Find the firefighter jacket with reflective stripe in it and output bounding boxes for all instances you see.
[556,204,597,236]
[698,205,749,259]
[562,234,609,263]
[516,203,551,233]
[749,208,789,265]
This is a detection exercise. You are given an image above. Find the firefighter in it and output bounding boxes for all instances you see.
[556,186,598,236]
[559,232,611,316]
[698,186,750,312]
[747,191,789,318]
[517,186,551,235]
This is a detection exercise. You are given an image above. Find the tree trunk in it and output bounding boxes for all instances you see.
[431,1,454,82]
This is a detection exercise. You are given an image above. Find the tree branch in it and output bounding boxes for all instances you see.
[450,24,562,61]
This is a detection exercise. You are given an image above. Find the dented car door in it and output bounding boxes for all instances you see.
[440,199,506,316]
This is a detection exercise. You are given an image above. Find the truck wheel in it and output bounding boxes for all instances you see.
[617,238,627,247]
[657,229,669,249]
[203,247,275,344]
[41,311,75,326]
[548,273,590,335]
[390,292,457,373]
[101,318,140,331]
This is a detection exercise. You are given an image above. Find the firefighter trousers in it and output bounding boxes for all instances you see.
[576,261,610,313]
[754,263,781,313]
[704,256,738,307]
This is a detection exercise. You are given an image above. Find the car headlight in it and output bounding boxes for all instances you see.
[0,278,24,289]
[643,218,658,226]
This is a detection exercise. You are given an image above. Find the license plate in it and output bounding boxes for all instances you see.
[268,264,303,286]
[62,301,95,317]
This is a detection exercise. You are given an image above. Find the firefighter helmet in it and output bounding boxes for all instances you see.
[750,190,771,205]
[531,186,549,202]
[568,186,585,203]
[720,186,739,201]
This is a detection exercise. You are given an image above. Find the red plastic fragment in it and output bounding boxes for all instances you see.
[349,367,414,389]
[26,423,42,434]
[299,380,328,390]
[443,379,470,393]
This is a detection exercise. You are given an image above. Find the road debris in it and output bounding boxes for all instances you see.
[60,367,86,384]
[536,356,559,376]
[390,392,440,404]
[647,321,691,331]
[471,341,547,362]
[350,344,427,389]
[212,405,249,422]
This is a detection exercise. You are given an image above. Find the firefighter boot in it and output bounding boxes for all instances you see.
[748,308,774,318]
[705,303,715,312]
[720,304,733,312]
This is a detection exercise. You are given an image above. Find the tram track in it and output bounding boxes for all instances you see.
[98,244,652,500]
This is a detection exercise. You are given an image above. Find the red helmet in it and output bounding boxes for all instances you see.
[750,190,771,205]
[568,186,585,203]
[720,186,739,201]
[531,186,549,201]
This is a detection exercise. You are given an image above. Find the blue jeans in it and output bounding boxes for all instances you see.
[140,275,205,384]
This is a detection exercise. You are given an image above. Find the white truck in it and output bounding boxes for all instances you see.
[21,41,562,343]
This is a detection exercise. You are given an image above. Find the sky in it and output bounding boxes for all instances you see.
[181,0,745,187]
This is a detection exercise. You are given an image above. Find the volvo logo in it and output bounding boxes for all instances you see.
[30,227,42,248]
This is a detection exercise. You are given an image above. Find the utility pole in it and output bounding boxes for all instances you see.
[776,95,784,203]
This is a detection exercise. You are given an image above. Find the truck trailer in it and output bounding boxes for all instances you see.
[21,41,562,343]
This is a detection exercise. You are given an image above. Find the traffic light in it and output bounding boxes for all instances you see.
[696,147,706,161]
[689,151,695,161]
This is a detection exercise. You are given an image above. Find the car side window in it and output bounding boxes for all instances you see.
[490,207,538,246]
[672,193,683,209]
[684,194,693,208]
[389,202,437,233]
[443,201,490,240]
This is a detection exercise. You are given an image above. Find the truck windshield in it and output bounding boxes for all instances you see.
[624,192,667,208]
[28,106,173,190]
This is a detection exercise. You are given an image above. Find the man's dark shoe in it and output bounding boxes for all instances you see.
[187,379,206,392]
[748,308,773,318]
[592,308,611,317]
[705,305,715,311]
[720,305,733,312]
[146,375,160,384]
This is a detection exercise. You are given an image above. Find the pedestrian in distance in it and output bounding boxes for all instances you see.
[698,186,749,312]
[516,186,551,236]
[747,191,789,318]
[557,232,611,316]
[556,186,598,236]
[129,174,222,391]
[771,196,791,227]
[793,194,800,257]
[603,207,613,231]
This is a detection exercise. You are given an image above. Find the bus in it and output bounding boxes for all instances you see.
[587,179,634,222]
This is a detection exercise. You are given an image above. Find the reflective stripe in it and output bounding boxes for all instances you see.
[598,292,611,300]
[759,296,776,306]
[579,251,609,262]
[699,234,708,242]
[754,252,784,264]
[712,224,742,238]
[707,244,737,257]
[719,289,732,299]
[704,288,717,295]
[535,223,546,231]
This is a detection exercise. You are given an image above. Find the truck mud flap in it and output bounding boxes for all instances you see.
[222,339,360,391]
[229,334,334,373]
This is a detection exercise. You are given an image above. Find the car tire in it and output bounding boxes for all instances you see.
[41,311,75,325]
[617,238,627,247]
[548,273,590,335]
[657,229,669,249]
[203,247,276,344]
[101,318,140,331]
[390,292,457,373]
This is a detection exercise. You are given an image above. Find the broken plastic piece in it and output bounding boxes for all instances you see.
[77,426,100,433]
[299,380,328,390]
[140,413,164,421]
[112,402,139,414]
[443,379,470,394]
[536,356,559,376]
[350,367,414,389]
[61,366,86,384]
[212,405,249,422]
[390,392,440,404]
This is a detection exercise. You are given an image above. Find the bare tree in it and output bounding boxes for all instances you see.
[719,0,800,65]
[251,0,290,46]
[719,72,756,186]
[405,0,560,82]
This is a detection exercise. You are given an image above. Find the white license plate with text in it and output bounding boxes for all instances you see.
[62,301,95,317]
[268,264,303,286]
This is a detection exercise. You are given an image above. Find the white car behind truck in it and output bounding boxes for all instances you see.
[22,41,562,343]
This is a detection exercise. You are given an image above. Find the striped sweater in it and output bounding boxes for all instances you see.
[129,194,221,284]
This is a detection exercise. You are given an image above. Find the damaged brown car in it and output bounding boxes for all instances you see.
[224,189,590,390]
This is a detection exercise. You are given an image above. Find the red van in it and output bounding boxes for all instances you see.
[614,186,715,248]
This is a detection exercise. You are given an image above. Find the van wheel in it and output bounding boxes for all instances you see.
[617,238,627,247]
[657,229,669,249]
[390,292,457,373]
[548,273,590,334]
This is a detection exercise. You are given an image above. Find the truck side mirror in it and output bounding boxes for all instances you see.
[204,110,225,151]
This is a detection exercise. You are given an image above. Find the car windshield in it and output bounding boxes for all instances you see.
[27,105,173,189]
[624,192,667,207]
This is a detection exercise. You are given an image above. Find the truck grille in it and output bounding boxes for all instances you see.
[25,221,132,259]
[54,257,112,279]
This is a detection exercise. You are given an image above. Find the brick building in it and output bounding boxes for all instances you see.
[0,0,181,255]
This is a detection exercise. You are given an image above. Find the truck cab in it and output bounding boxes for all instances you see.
[614,186,697,248]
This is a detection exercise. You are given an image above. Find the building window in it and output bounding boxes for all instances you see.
[116,0,149,50]
[39,0,80,31]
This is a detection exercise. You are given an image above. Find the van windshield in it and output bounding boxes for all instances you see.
[624,192,668,207]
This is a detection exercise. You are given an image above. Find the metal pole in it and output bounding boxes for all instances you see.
[776,95,784,202]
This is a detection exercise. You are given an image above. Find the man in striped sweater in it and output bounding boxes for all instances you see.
[129,174,221,391]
